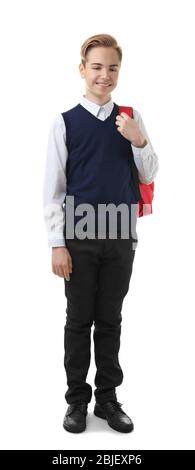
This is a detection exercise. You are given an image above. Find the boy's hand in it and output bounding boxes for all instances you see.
[115,112,147,148]
[52,247,72,281]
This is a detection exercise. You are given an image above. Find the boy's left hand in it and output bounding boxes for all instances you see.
[115,112,147,148]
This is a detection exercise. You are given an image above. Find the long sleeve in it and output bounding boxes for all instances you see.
[43,114,68,247]
[131,109,159,184]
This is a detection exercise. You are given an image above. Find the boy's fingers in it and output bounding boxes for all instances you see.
[58,266,66,278]
[120,112,130,120]
[52,253,72,279]
[64,264,71,281]
[65,272,70,281]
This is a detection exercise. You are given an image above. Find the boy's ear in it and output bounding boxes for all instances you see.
[79,63,85,78]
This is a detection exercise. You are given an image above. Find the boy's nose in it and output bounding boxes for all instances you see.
[101,70,110,79]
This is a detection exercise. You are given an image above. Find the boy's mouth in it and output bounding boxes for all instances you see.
[96,82,111,87]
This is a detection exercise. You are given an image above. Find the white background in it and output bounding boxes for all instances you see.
[0,0,195,451]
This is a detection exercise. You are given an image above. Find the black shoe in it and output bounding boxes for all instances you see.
[63,401,88,433]
[94,400,134,433]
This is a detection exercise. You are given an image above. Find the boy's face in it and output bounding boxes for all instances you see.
[79,46,121,105]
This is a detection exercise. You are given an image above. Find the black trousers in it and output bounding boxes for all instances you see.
[64,236,137,405]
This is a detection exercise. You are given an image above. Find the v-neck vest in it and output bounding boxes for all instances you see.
[61,103,141,235]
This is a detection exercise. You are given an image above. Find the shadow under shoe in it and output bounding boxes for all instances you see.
[63,401,88,433]
[94,400,134,433]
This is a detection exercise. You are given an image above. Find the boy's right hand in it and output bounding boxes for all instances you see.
[52,247,72,281]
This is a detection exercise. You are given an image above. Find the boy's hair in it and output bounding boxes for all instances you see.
[80,34,122,66]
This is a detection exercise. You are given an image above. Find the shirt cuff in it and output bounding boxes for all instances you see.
[48,235,66,248]
[132,142,151,159]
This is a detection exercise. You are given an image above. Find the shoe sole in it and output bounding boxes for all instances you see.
[94,408,134,433]
[63,422,86,433]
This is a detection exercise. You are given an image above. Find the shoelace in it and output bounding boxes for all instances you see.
[106,400,125,415]
[111,400,123,408]
[69,401,87,415]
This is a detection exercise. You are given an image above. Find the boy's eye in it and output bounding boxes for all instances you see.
[92,67,116,71]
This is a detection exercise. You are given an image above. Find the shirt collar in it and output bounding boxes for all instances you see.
[80,95,114,119]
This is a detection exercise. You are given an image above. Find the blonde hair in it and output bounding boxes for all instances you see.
[80,33,122,66]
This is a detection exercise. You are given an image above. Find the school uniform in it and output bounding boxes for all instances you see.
[43,95,159,405]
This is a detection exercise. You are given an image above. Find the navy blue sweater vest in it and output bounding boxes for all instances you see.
[61,103,141,236]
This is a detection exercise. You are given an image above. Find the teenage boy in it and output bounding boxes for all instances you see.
[43,33,159,433]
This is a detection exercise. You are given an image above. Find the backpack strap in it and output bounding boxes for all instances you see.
[118,105,154,217]
[118,106,133,118]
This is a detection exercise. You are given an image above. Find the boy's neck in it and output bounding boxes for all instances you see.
[84,92,112,106]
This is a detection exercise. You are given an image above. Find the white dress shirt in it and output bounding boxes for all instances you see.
[43,95,159,247]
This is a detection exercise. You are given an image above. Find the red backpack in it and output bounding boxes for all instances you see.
[119,106,154,217]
